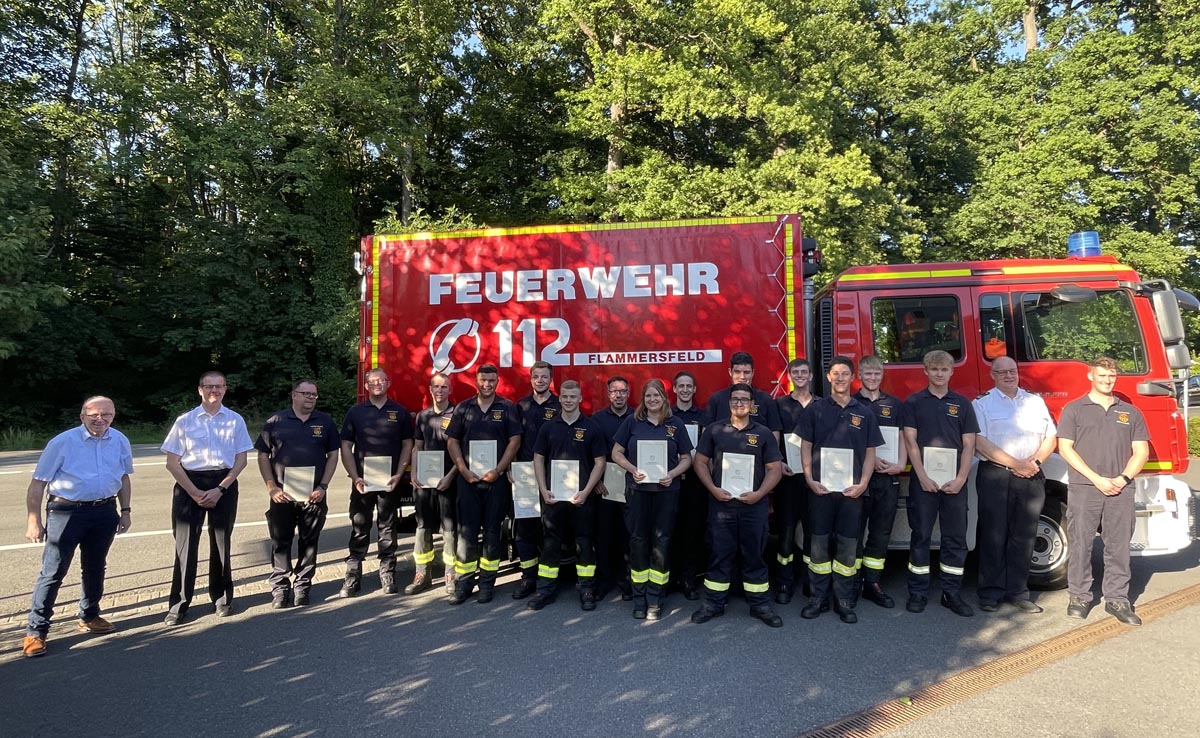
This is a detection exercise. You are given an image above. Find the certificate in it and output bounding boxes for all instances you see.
[282,466,315,503]
[878,427,900,466]
[819,447,854,493]
[362,456,393,492]
[415,450,444,488]
[923,447,958,489]
[721,453,755,497]
[784,432,804,471]
[637,440,669,482]
[550,460,580,501]
[685,424,699,450]
[604,462,627,503]
[510,462,540,518]
[469,440,498,477]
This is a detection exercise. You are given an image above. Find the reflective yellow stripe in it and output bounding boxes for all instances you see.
[785,221,797,359]
[442,550,457,567]
[940,563,965,576]
[538,564,559,579]
[630,569,650,583]
[520,558,538,570]
[455,560,478,575]
[802,554,812,564]
[840,269,972,283]
[832,561,857,577]
[998,263,1123,276]
[370,236,381,368]
[908,562,930,575]
[479,558,500,572]
[743,581,770,593]
[808,560,833,575]
[704,579,730,592]
[776,553,795,566]
[855,557,863,568]
[576,564,596,577]
[648,569,670,585]
[378,215,779,243]
[414,550,436,565]
[863,557,886,571]
[1143,462,1170,471]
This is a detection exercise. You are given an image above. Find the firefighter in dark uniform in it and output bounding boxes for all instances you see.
[670,371,708,600]
[798,356,883,623]
[337,368,413,598]
[409,372,458,596]
[706,351,784,442]
[903,350,979,617]
[691,383,785,628]
[773,357,816,604]
[612,378,694,620]
[446,364,522,604]
[512,361,560,600]
[855,355,908,609]
[527,380,608,611]
[256,379,341,608]
[593,376,633,601]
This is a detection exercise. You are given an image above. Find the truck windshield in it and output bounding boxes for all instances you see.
[1019,289,1147,372]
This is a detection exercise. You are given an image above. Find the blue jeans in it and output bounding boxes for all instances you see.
[27,501,119,636]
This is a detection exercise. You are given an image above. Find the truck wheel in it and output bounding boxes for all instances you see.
[1029,496,1069,591]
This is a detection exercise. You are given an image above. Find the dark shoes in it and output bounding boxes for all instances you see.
[834,600,858,624]
[979,599,1000,612]
[861,582,895,609]
[682,583,701,601]
[403,570,432,596]
[215,605,234,618]
[294,591,310,607]
[476,588,494,604]
[526,593,554,611]
[775,585,794,605]
[380,573,398,595]
[750,606,784,628]
[271,591,292,609]
[800,598,830,619]
[620,585,634,602]
[632,606,648,620]
[646,605,664,621]
[940,593,974,617]
[1066,597,1090,619]
[906,595,928,613]
[580,591,598,611]
[339,576,361,599]
[1005,597,1044,614]
[163,613,184,628]
[1105,600,1142,626]
[78,617,116,634]
[511,578,537,600]
[449,589,470,606]
[690,605,724,624]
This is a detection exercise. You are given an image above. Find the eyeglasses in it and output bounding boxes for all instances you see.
[366,380,389,386]
[992,369,1018,376]
[293,391,318,399]
[201,384,226,390]
[609,389,629,395]
[730,398,753,405]
[84,413,115,420]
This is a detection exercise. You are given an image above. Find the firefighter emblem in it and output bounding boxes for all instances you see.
[1117,412,1130,424]
[747,434,759,446]
[851,414,862,427]
[947,404,959,416]
[311,426,323,437]
[441,418,450,430]
[881,406,892,418]
[666,426,676,438]
[387,411,399,422]
[544,409,556,420]
[492,410,503,421]
[574,429,586,441]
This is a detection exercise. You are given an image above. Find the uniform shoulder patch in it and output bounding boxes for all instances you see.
[975,390,991,400]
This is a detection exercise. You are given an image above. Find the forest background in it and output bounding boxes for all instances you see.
[2,0,1198,443]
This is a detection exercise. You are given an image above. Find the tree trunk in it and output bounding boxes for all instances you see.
[50,0,91,250]
[1023,4,1038,55]
[606,30,625,186]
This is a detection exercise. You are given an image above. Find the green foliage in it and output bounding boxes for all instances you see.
[1189,416,1200,458]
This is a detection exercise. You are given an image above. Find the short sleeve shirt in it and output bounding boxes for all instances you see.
[696,420,783,492]
[415,404,455,477]
[161,405,255,471]
[972,388,1056,460]
[255,409,341,485]
[798,396,885,486]
[534,414,608,492]
[445,395,522,462]
[707,387,784,432]
[1057,395,1149,484]
[340,400,413,476]
[34,426,134,501]
[903,388,980,468]
[612,415,695,492]
[517,394,561,462]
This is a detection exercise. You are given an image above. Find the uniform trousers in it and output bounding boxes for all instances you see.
[595,496,631,596]
[1067,482,1135,605]
[807,490,863,603]
[414,486,457,571]
[537,495,597,597]
[671,473,709,589]
[976,461,1044,602]
[906,486,968,597]
[771,474,806,591]
[454,477,509,594]
[265,499,328,596]
[703,496,771,610]
[27,499,119,637]
[625,488,679,607]
[859,474,900,583]
[513,516,542,584]
[345,487,400,578]
[169,469,238,616]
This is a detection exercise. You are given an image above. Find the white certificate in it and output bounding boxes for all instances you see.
[283,466,315,503]
[415,450,444,488]
[550,460,580,501]
[511,461,540,518]
[469,440,498,477]
[784,432,804,471]
[924,447,958,489]
[721,453,755,497]
[686,424,699,448]
[819,447,854,493]
[363,455,393,492]
[637,440,669,482]
[878,427,900,466]
[604,462,627,503]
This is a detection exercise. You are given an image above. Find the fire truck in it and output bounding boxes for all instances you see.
[358,214,1199,589]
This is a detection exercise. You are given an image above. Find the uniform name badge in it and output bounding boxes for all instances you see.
[686,424,699,457]
[469,440,498,477]
[722,453,755,497]
[283,466,316,503]
[878,427,900,466]
[604,462,627,503]
[819,447,854,493]
[510,462,540,518]
[362,456,392,492]
[923,447,957,488]
[416,450,444,488]
[637,440,669,482]
[550,460,580,501]
[784,432,804,471]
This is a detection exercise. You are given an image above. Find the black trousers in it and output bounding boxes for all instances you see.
[266,499,328,595]
[595,496,630,595]
[513,516,542,583]
[414,486,458,570]
[771,474,806,590]
[808,490,863,603]
[625,488,679,607]
[345,487,401,575]
[538,495,597,596]
[703,497,770,610]
[859,474,900,584]
[169,469,239,615]
[976,461,1045,602]
[455,477,510,592]
[671,473,709,587]
[1067,482,1135,605]
[906,486,967,597]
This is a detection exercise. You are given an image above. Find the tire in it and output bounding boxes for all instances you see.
[1028,495,1069,591]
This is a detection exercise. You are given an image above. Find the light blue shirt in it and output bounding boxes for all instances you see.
[161,405,255,471]
[33,426,134,501]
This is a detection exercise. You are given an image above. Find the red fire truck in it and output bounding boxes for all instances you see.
[358,214,1199,588]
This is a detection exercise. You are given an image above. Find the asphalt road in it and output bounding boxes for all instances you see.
[1,445,1198,738]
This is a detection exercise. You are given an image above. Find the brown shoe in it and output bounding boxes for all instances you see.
[22,635,46,658]
[404,569,433,596]
[78,616,116,634]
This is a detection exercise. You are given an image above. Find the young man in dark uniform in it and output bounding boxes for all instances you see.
[527,380,608,611]
[798,356,883,624]
[411,372,458,596]
[338,368,413,597]
[256,380,341,608]
[706,351,784,443]
[670,371,708,600]
[592,375,633,601]
[774,357,816,604]
[902,350,979,617]
[855,355,908,609]
[512,361,560,600]
[691,383,785,628]
[446,364,522,604]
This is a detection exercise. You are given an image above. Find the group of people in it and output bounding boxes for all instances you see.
[20,351,1149,658]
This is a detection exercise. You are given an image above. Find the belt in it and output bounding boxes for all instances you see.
[48,495,116,506]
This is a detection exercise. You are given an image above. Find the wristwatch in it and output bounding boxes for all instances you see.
[217,484,228,493]
[1118,474,1132,485]
[317,482,329,491]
